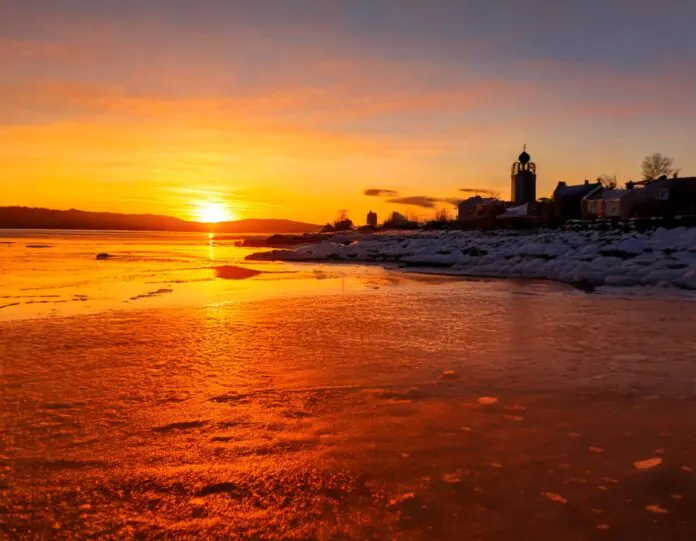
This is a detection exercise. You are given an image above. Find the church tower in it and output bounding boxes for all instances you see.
[511,146,537,205]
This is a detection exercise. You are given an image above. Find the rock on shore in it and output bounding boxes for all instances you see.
[246,228,696,290]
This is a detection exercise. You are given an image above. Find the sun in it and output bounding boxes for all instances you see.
[195,202,237,223]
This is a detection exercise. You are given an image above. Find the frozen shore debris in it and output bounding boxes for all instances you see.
[246,228,696,290]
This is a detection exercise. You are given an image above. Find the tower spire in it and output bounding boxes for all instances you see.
[518,145,531,165]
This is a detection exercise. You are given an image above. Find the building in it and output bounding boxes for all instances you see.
[582,188,630,219]
[457,195,498,221]
[621,176,696,219]
[496,202,545,229]
[457,196,502,221]
[552,180,602,222]
[511,146,537,205]
[457,196,484,220]
[578,177,696,221]
[366,210,378,227]
[499,202,532,219]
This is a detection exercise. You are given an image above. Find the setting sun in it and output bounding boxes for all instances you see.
[194,202,236,223]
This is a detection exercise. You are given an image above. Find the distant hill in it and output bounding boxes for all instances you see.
[0,207,323,234]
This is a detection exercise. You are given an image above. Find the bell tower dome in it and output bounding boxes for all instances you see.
[511,145,537,205]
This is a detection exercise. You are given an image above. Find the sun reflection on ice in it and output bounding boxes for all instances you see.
[208,232,215,261]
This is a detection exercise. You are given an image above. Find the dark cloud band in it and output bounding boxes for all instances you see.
[364,189,399,197]
[386,196,439,209]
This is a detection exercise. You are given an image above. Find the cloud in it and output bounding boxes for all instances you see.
[441,197,463,205]
[368,189,466,209]
[364,188,398,197]
[386,196,440,209]
[386,194,473,208]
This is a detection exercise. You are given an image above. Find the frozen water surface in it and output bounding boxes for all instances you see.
[2,231,696,540]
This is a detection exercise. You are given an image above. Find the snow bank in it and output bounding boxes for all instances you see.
[246,228,696,290]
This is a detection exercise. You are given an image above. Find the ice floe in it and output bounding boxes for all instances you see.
[634,457,663,470]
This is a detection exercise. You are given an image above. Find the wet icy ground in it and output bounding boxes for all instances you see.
[3,282,696,540]
[248,227,696,291]
[0,229,447,321]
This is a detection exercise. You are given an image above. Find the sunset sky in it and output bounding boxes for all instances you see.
[2,0,695,224]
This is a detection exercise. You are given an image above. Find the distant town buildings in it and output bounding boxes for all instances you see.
[450,147,696,229]
[366,210,378,228]
[511,146,537,205]
[611,176,696,220]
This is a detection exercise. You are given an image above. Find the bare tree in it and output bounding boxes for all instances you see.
[332,209,353,231]
[597,174,617,189]
[406,211,418,223]
[434,208,451,222]
[641,153,679,181]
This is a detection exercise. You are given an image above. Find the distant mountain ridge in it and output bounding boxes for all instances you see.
[0,206,322,234]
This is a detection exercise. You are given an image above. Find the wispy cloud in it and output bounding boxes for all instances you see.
[441,197,463,205]
[364,188,398,197]
[374,191,465,209]
[386,196,441,209]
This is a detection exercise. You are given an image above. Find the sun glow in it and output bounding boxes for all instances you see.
[195,202,236,223]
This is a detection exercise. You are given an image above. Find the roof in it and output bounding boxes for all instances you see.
[457,196,496,209]
[554,182,601,200]
[499,203,529,218]
[629,176,696,187]
[584,188,629,200]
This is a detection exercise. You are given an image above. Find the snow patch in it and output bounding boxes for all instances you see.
[246,228,696,292]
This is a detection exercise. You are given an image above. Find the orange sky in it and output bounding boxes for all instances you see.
[2,1,695,224]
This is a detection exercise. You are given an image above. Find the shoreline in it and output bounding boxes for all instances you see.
[245,227,696,292]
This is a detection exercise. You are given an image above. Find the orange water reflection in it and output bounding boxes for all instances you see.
[4,232,696,538]
[3,289,696,538]
[1,231,465,321]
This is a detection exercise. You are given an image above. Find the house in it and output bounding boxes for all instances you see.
[552,180,602,222]
[495,202,543,229]
[669,177,696,215]
[581,188,630,220]
[457,197,504,221]
[622,176,696,219]
[457,196,487,220]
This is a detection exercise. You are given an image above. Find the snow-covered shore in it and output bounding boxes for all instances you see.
[247,228,696,290]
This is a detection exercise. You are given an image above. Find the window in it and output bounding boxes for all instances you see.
[658,189,670,201]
